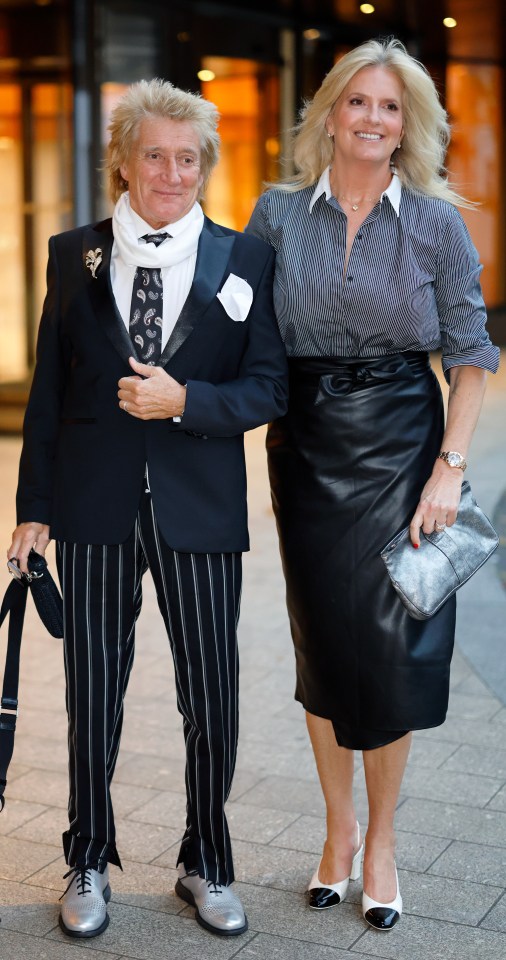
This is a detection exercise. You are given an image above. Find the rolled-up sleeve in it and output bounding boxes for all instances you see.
[435,209,500,381]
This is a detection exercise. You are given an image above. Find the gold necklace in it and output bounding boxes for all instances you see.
[337,194,381,212]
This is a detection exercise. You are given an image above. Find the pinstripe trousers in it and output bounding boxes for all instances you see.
[55,485,242,885]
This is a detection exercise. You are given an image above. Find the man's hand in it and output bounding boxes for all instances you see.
[118,357,186,420]
[8,522,51,574]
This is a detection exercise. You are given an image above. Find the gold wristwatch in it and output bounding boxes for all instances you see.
[438,450,467,471]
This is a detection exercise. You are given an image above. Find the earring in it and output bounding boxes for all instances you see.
[396,143,402,149]
[327,132,333,139]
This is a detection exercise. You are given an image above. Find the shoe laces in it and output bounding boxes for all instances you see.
[206,880,223,897]
[184,868,223,897]
[60,863,102,900]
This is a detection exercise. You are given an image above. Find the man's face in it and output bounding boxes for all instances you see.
[120,117,204,228]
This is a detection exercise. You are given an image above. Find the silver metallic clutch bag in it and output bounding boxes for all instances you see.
[381,480,499,620]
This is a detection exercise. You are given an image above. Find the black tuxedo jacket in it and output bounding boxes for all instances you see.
[16,216,288,551]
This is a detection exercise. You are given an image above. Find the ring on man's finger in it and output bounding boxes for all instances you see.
[124,401,128,412]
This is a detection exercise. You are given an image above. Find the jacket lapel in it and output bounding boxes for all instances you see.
[82,216,235,368]
[82,221,140,366]
[160,218,235,365]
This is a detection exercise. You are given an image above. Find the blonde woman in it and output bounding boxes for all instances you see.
[247,37,498,930]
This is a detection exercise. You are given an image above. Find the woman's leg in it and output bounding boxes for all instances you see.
[362,732,412,901]
[306,712,359,883]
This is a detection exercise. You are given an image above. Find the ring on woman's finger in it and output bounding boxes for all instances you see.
[434,521,446,532]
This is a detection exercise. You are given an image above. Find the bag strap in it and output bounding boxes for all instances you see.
[0,579,28,810]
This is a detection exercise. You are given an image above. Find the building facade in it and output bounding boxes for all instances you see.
[0,0,504,423]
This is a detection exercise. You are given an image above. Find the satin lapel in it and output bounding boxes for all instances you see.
[160,221,235,365]
[82,222,140,366]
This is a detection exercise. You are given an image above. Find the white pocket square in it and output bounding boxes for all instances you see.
[217,273,253,322]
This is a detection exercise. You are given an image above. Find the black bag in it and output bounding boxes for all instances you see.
[18,550,64,639]
[0,550,63,809]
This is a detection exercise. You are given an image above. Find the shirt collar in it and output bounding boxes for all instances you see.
[308,167,401,216]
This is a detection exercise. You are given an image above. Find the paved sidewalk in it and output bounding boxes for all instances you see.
[0,357,505,960]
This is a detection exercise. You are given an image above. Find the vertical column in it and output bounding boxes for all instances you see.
[72,0,95,226]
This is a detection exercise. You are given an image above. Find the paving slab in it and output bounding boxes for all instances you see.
[0,927,121,959]
[233,934,372,960]
[0,835,61,882]
[480,893,506,932]
[0,799,48,836]
[392,869,502,926]
[442,743,506,779]
[428,839,506,885]
[113,754,187,794]
[406,735,459,769]
[0,878,62,936]
[399,764,503,808]
[354,913,506,959]
[487,784,506,812]
[394,798,506,847]
[5,770,69,810]
[232,775,326,818]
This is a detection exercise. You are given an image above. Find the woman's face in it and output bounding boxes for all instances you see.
[326,65,404,168]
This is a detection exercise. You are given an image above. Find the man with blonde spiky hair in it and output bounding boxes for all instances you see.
[9,78,288,939]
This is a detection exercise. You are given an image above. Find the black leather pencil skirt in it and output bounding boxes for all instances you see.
[267,352,456,750]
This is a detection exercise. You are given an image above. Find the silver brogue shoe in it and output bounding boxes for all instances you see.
[59,864,111,938]
[175,864,248,936]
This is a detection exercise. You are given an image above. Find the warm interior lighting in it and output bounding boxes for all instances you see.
[443,17,457,28]
[303,28,321,40]
[265,138,280,157]
[199,57,280,230]
[198,69,216,82]
[360,3,375,13]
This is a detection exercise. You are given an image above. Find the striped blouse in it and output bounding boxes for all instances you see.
[246,169,499,378]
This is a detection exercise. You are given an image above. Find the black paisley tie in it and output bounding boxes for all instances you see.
[129,233,170,365]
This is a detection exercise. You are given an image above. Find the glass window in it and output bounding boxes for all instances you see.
[0,80,72,383]
[0,84,25,382]
[31,83,73,348]
[200,57,280,230]
[446,63,503,307]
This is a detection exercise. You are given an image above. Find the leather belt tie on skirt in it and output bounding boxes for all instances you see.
[287,351,431,404]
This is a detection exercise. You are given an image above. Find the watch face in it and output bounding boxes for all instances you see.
[447,452,462,466]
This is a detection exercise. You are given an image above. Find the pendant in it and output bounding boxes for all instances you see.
[352,204,358,211]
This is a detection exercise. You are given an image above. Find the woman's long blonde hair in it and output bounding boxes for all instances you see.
[278,37,471,207]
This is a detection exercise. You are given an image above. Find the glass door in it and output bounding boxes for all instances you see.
[0,84,25,382]
[0,80,72,384]
[199,57,281,230]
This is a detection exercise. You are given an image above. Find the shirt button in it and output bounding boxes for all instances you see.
[357,233,363,239]
[347,276,353,281]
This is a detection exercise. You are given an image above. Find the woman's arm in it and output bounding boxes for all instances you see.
[409,364,487,546]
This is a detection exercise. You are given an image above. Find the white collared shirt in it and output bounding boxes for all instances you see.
[111,206,199,350]
[308,166,402,215]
